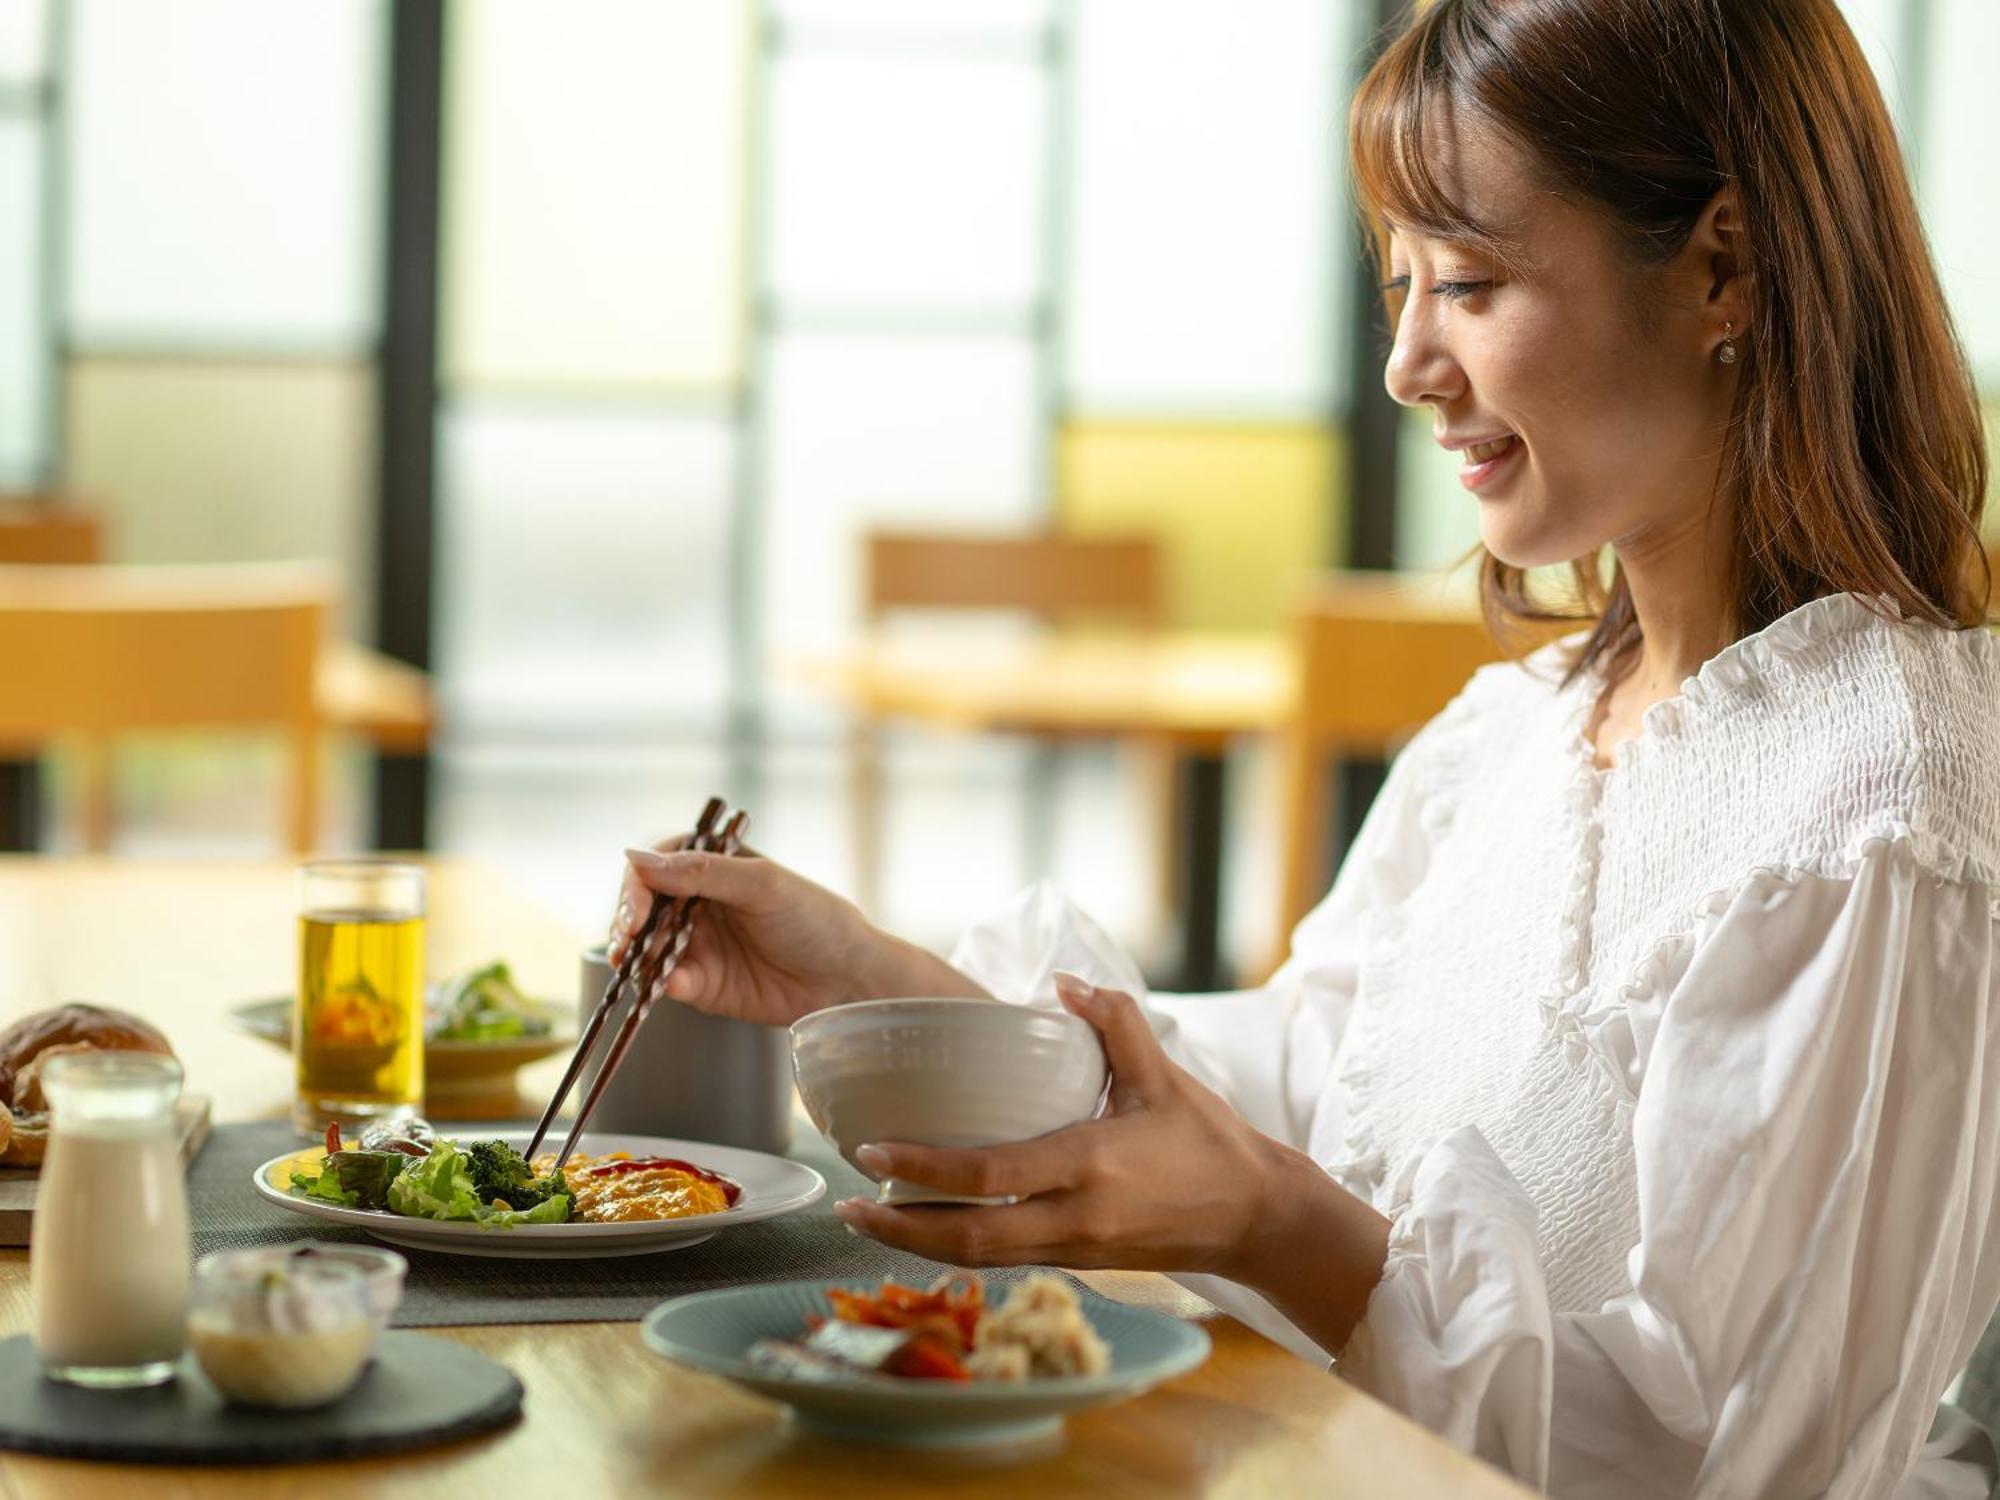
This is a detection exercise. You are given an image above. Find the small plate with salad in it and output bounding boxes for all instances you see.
[228,961,574,1105]
[256,1119,825,1260]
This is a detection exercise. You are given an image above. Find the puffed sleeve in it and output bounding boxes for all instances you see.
[949,734,1438,1150]
[1340,841,2000,1499]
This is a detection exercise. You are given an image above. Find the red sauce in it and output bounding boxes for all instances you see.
[581,1156,741,1206]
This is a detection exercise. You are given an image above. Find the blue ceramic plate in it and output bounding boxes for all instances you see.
[641,1277,1211,1448]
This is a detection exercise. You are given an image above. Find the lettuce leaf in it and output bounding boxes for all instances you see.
[386,1141,483,1220]
[289,1163,360,1208]
[384,1140,571,1226]
[474,1193,571,1227]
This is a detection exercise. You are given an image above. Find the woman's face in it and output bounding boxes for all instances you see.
[1382,124,1734,571]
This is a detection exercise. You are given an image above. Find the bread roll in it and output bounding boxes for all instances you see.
[1,1111,45,1168]
[0,1004,173,1077]
[12,1042,104,1114]
[0,1006,176,1171]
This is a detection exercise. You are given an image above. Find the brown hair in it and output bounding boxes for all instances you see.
[1350,0,1990,678]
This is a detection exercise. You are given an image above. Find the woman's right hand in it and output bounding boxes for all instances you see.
[608,842,988,1027]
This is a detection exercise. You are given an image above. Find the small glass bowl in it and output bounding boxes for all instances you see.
[271,1242,408,1335]
[187,1249,385,1410]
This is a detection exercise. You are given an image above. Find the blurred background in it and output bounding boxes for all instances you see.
[1,0,1994,989]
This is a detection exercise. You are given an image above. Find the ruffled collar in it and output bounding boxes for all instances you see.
[1564,592,1944,780]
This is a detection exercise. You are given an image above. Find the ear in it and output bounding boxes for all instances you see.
[1678,185,1751,350]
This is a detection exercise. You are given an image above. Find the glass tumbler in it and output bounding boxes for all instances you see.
[30,1050,190,1388]
[295,859,426,1134]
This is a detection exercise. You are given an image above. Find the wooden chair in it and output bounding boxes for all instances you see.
[865,531,1164,626]
[853,530,1167,919]
[0,496,107,565]
[0,562,337,853]
[1271,572,1507,967]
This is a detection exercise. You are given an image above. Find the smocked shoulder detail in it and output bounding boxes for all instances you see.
[1594,595,2000,864]
[1325,595,2000,1182]
[1550,595,2000,1116]
[1314,591,2000,1322]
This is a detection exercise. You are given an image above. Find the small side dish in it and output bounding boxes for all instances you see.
[187,1251,382,1410]
[277,1242,408,1333]
[749,1274,1111,1384]
[431,961,553,1043]
[643,1273,1208,1448]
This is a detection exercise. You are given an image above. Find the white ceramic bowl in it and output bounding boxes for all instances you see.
[790,998,1109,1204]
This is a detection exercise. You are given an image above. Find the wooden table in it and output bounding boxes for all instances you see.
[0,857,1528,1499]
[807,631,1295,749]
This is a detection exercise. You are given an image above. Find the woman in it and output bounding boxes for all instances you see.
[614,0,2000,1493]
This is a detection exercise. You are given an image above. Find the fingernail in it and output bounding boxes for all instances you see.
[624,846,672,868]
[1052,970,1094,1004]
[855,1144,891,1175]
[834,1197,867,1221]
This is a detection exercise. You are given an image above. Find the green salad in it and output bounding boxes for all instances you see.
[432,961,554,1043]
[289,1125,571,1228]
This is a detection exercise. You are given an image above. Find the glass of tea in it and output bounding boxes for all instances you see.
[294,860,425,1135]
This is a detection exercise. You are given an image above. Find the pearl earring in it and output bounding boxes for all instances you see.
[1718,319,1739,365]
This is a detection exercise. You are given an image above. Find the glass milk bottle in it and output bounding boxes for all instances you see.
[30,1051,190,1387]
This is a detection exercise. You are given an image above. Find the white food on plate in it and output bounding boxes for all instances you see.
[974,1274,1111,1379]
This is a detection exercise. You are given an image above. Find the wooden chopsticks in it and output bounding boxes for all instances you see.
[523,797,750,1169]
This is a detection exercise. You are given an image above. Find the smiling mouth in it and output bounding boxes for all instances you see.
[1463,435,1519,464]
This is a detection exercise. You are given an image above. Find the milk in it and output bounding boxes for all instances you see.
[30,1119,190,1379]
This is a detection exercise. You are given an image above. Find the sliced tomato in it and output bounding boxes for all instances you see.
[882,1336,970,1382]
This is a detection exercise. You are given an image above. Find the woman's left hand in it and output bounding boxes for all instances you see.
[833,973,1284,1278]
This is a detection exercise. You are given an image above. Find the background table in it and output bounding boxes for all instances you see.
[0,857,1530,1498]
[801,631,1292,991]
[805,574,1514,990]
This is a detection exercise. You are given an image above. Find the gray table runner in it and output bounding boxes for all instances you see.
[191,1122,1052,1328]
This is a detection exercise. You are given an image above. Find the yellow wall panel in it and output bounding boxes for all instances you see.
[1057,420,1342,630]
[443,0,753,394]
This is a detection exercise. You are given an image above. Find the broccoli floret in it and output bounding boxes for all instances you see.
[464,1139,567,1211]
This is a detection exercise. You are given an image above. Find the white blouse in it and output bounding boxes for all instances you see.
[951,594,2000,1499]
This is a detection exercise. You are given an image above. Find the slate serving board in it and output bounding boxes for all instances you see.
[0,1331,522,1464]
[0,1094,213,1247]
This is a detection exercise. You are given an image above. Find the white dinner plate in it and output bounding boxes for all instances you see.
[252,1132,825,1260]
